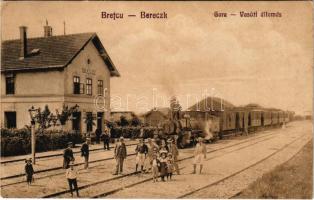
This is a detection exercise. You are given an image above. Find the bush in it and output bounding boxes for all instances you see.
[110,126,157,139]
[0,128,83,156]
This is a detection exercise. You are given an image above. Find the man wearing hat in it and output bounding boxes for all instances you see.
[102,128,111,150]
[135,138,148,173]
[81,138,90,169]
[66,161,79,197]
[193,137,207,174]
[168,138,180,175]
[63,142,74,169]
[113,137,127,175]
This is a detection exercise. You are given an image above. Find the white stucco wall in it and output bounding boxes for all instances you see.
[1,38,114,131]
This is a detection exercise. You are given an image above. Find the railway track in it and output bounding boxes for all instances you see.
[1,129,277,187]
[40,131,280,198]
[1,150,138,187]
[0,141,137,165]
[178,134,307,198]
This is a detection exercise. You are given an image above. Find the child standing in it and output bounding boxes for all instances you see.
[66,161,79,197]
[166,153,174,181]
[151,153,160,182]
[25,158,34,185]
[159,151,168,182]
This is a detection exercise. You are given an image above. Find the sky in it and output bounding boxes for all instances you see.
[1,1,313,115]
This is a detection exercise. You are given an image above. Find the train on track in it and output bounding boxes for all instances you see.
[161,100,295,148]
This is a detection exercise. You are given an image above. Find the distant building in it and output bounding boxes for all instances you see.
[142,107,171,127]
[1,25,120,133]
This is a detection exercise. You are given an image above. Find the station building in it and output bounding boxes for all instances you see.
[1,25,120,133]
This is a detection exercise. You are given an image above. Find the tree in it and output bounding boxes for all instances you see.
[119,115,129,127]
[36,105,53,130]
[130,114,141,127]
[56,104,79,129]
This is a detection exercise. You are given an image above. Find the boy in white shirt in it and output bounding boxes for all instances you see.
[66,161,79,197]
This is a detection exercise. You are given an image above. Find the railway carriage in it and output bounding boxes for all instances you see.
[249,110,262,127]
[278,111,285,125]
[284,111,290,123]
[262,110,272,126]
[271,111,279,125]
[159,99,294,148]
[220,111,237,132]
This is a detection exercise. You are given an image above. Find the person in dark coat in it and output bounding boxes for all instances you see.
[25,158,34,185]
[159,151,168,182]
[102,129,110,150]
[63,142,74,169]
[95,128,102,144]
[167,138,180,175]
[135,138,148,173]
[113,137,127,175]
[80,138,90,169]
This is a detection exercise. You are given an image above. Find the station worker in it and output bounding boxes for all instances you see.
[113,137,127,175]
[63,142,75,169]
[80,138,90,169]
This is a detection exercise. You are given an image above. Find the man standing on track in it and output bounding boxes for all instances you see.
[80,138,90,169]
[63,142,74,169]
[102,128,110,150]
[192,137,207,174]
[135,138,148,173]
[113,137,127,175]
[168,138,180,175]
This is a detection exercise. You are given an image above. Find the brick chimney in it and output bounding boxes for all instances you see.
[19,26,28,59]
[44,20,52,37]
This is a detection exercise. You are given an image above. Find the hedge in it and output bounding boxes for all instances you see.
[1,126,160,156]
[1,128,83,157]
[110,126,159,139]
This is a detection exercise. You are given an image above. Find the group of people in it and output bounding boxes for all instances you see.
[24,129,207,196]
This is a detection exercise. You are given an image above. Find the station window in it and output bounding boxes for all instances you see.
[97,80,103,95]
[5,112,16,128]
[86,112,93,132]
[6,76,15,95]
[86,78,92,95]
[73,76,80,94]
[80,83,85,94]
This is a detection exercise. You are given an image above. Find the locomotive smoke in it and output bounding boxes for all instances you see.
[201,120,214,140]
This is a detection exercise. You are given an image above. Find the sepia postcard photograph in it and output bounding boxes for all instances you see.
[0,1,313,199]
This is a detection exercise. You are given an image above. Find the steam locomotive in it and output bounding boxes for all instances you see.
[161,104,294,148]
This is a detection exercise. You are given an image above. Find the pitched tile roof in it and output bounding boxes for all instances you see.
[1,32,120,76]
